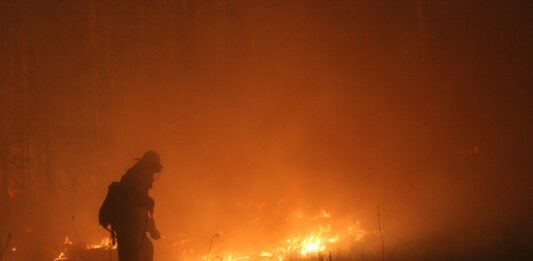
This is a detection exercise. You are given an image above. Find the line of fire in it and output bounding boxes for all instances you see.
[0,1,530,260]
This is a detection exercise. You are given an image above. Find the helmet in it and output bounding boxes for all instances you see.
[136,150,162,167]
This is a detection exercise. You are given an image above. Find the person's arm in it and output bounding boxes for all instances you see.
[147,212,160,240]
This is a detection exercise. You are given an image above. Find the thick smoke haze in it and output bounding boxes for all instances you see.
[0,1,531,260]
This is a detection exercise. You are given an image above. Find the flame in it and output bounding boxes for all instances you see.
[299,235,325,255]
[53,236,117,260]
[201,210,367,261]
[285,225,341,256]
[51,211,366,260]
[86,237,116,249]
[63,236,73,245]
[54,252,67,261]
[53,236,72,261]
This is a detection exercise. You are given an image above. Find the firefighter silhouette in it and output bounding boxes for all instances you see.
[115,151,162,261]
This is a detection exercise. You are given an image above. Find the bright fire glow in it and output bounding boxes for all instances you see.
[54,236,116,260]
[63,236,73,245]
[86,237,116,249]
[53,211,367,260]
[53,252,66,261]
[203,210,367,261]
[299,235,325,255]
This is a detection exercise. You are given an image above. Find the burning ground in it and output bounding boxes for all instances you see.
[51,209,369,261]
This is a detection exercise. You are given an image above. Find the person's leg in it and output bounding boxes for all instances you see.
[116,226,141,261]
[139,235,154,261]
[117,234,137,261]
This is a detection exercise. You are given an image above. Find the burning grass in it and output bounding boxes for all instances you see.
[53,236,117,261]
[50,210,369,260]
[201,210,368,261]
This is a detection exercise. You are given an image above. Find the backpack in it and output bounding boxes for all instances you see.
[98,182,123,229]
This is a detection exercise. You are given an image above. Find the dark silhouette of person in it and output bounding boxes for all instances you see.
[115,151,162,261]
